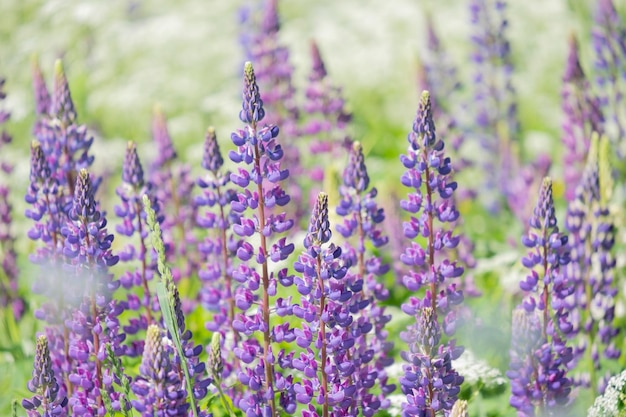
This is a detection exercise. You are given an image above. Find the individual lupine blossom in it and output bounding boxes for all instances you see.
[335,142,396,414]
[239,0,302,219]
[302,40,352,189]
[468,0,519,212]
[591,0,626,157]
[510,177,574,416]
[195,127,243,387]
[115,142,162,356]
[564,135,619,393]
[561,34,604,201]
[23,335,68,417]
[228,62,297,416]
[398,91,465,416]
[132,324,190,416]
[34,60,97,201]
[60,169,124,416]
[292,192,353,417]
[148,106,198,306]
[0,76,24,320]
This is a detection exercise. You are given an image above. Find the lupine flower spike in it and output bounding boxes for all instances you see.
[228,61,296,416]
[336,141,396,414]
[565,134,620,393]
[115,141,162,356]
[195,127,243,388]
[399,91,465,416]
[23,335,68,417]
[293,192,353,416]
[561,34,604,201]
[592,0,626,157]
[509,177,574,416]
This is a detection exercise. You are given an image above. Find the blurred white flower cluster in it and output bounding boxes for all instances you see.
[588,370,626,417]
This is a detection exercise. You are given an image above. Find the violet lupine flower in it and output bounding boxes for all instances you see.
[229,62,297,417]
[31,56,52,140]
[302,40,352,188]
[398,91,465,416]
[61,169,124,416]
[335,142,396,414]
[561,35,605,201]
[148,106,198,306]
[509,177,574,416]
[564,135,619,393]
[468,0,519,212]
[0,76,24,320]
[115,142,162,356]
[592,0,626,157]
[23,335,68,417]
[292,192,353,417]
[239,0,302,219]
[195,127,243,387]
[31,60,97,204]
[132,324,190,416]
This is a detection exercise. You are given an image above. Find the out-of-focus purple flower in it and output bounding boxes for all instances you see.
[562,35,604,201]
[468,0,519,212]
[115,142,162,356]
[592,0,626,157]
[506,153,552,226]
[511,177,574,415]
[148,106,198,308]
[195,127,243,392]
[335,142,395,414]
[0,76,24,320]
[302,40,352,191]
[31,56,51,117]
[293,192,354,416]
[229,62,296,417]
[564,136,619,393]
[398,91,465,416]
[23,335,68,417]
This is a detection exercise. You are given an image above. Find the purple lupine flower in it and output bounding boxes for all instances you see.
[564,136,619,393]
[510,177,574,415]
[115,142,162,356]
[506,153,552,228]
[0,76,24,320]
[292,192,353,417]
[148,106,198,308]
[229,62,296,416]
[239,0,302,219]
[398,91,465,416]
[562,35,604,201]
[468,0,519,212]
[592,0,626,157]
[61,169,123,416]
[335,142,395,414]
[31,56,51,117]
[23,335,68,417]
[132,324,189,416]
[195,127,243,391]
[33,60,96,202]
[302,40,352,189]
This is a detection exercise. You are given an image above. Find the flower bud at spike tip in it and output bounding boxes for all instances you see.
[122,141,145,188]
[202,126,224,172]
[415,90,436,148]
[51,59,76,124]
[305,192,331,247]
[240,62,265,124]
[343,141,369,193]
[450,399,468,417]
[209,332,223,380]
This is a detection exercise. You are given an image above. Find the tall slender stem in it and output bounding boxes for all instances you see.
[135,201,153,324]
[316,255,329,417]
